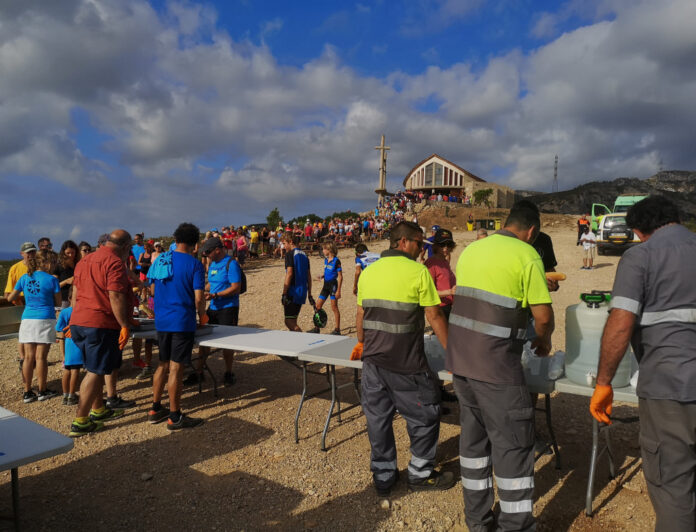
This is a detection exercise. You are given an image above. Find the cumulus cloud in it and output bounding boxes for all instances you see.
[1,0,695,248]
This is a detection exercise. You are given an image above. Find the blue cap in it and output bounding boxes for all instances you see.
[212,228,219,233]
[431,225,440,231]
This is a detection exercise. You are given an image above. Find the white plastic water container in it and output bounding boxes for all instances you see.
[565,292,633,388]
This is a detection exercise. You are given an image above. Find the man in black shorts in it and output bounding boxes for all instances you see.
[148,223,207,430]
[281,232,313,331]
[184,237,243,387]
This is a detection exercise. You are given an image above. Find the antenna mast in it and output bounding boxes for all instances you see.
[552,154,559,193]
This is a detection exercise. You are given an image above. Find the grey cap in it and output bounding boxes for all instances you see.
[20,242,37,253]
[201,237,223,255]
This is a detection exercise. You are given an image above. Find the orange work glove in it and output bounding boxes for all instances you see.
[118,327,130,351]
[350,342,363,361]
[589,384,613,425]
[63,325,72,339]
[199,313,209,327]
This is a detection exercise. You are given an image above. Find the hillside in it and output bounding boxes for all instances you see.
[526,171,696,219]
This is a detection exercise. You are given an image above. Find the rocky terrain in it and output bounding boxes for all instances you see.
[525,171,696,219]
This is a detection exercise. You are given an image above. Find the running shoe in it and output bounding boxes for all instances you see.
[65,394,79,406]
[106,396,136,409]
[69,419,104,438]
[223,371,236,387]
[407,470,457,492]
[331,329,341,335]
[23,390,37,403]
[308,327,320,334]
[132,359,146,369]
[148,407,170,424]
[167,414,203,431]
[89,407,125,422]
[38,389,59,401]
[135,366,154,380]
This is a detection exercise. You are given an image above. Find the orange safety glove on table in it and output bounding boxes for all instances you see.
[118,327,130,350]
[589,384,613,425]
[350,342,363,361]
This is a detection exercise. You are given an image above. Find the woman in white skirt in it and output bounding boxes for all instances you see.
[8,249,61,403]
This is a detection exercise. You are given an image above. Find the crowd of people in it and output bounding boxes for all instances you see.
[4,194,694,529]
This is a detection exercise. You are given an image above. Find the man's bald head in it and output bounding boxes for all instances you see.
[107,229,132,251]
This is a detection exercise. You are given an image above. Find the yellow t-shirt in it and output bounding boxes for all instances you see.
[250,231,259,244]
[455,232,551,307]
[5,260,28,295]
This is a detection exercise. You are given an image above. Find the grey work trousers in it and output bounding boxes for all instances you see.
[453,375,536,532]
[639,398,696,532]
[361,361,441,489]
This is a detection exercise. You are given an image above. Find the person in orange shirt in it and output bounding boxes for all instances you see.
[577,214,590,245]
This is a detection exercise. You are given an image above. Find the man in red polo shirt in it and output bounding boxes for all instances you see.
[68,229,134,436]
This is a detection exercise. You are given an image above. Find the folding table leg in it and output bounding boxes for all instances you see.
[12,467,19,532]
[586,418,600,516]
[202,360,218,398]
[320,365,337,452]
[294,362,308,444]
[334,367,342,423]
[544,394,562,469]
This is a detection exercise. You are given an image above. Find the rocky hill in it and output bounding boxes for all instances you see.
[526,171,696,219]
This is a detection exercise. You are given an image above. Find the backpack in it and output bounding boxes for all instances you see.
[224,256,247,295]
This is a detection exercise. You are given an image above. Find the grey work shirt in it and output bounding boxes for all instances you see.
[610,224,696,401]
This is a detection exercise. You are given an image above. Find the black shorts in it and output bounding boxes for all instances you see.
[70,325,122,376]
[157,331,195,364]
[283,302,302,320]
[64,364,83,371]
[319,280,338,301]
[207,306,239,326]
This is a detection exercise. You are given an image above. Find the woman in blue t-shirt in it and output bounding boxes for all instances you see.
[8,249,61,403]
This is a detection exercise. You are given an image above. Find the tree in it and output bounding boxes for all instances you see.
[473,188,494,216]
[266,207,282,229]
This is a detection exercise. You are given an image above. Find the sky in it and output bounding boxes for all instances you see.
[1,0,695,252]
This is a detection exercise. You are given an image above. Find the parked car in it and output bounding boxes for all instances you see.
[596,213,641,255]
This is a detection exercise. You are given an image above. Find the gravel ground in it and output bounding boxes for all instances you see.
[0,226,654,531]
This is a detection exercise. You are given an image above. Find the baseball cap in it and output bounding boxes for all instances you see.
[20,242,37,253]
[433,229,455,246]
[154,241,163,247]
[201,237,223,255]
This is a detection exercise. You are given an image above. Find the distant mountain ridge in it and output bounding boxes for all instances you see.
[525,171,696,219]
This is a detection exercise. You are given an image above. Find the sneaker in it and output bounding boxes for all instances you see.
[148,407,171,424]
[407,470,457,492]
[23,390,37,403]
[133,359,146,369]
[135,366,154,380]
[37,389,59,401]
[65,394,79,406]
[69,419,104,438]
[167,414,203,431]
[106,396,136,409]
[330,329,341,335]
[183,372,204,385]
[223,371,236,387]
[375,470,400,497]
[308,327,320,334]
[62,394,69,405]
[89,407,124,422]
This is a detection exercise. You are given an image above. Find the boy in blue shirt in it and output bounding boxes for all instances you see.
[184,237,243,387]
[56,298,83,405]
[310,242,342,335]
[148,223,207,430]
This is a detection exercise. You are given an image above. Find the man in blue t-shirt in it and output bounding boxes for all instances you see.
[184,237,243,388]
[281,232,313,331]
[421,225,439,261]
[131,233,145,272]
[149,222,206,431]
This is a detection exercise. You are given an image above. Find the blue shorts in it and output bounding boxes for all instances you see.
[70,325,122,376]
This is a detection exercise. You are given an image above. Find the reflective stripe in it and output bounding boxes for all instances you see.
[375,471,396,481]
[462,476,493,490]
[495,475,534,490]
[460,455,490,469]
[640,308,696,326]
[361,299,419,312]
[407,465,431,478]
[410,455,431,468]
[363,320,417,334]
[372,460,397,470]
[450,314,512,339]
[610,296,641,315]
[499,499,533,514]
[456,286,519,309]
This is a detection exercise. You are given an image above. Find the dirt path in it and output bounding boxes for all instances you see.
[0,226,653,531]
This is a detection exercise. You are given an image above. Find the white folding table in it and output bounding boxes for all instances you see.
[554,378,638,516]
[0,407,73,531]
